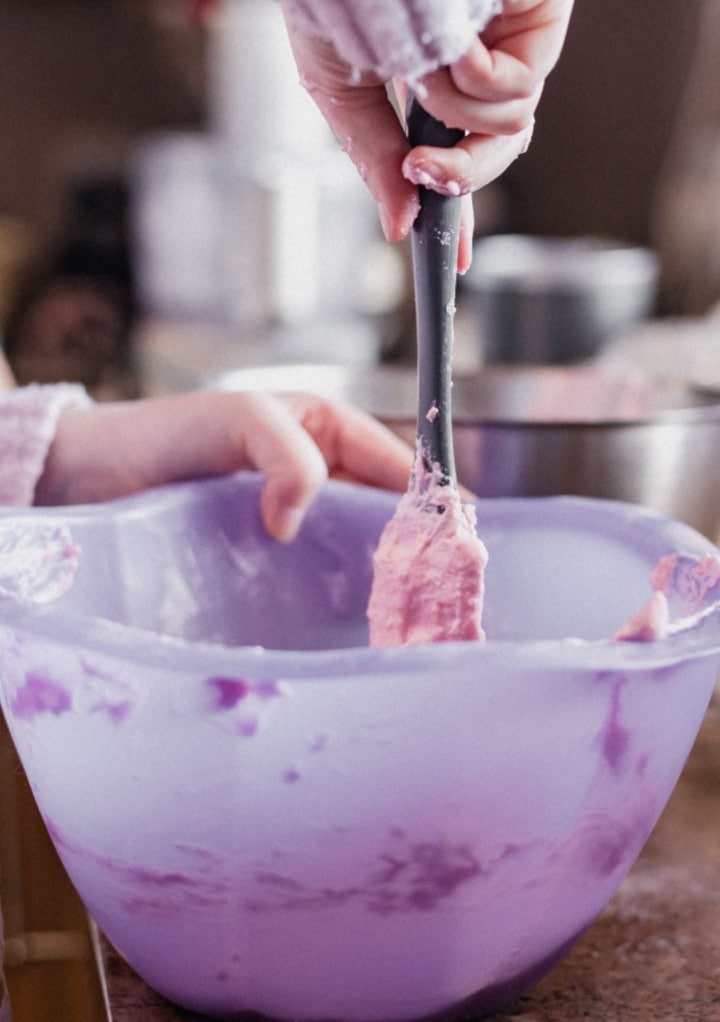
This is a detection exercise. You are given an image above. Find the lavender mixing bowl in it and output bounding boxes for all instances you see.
[0,474,719,1021]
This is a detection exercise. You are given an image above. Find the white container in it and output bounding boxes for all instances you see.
[131,1,388,328]
[207,0,332,160]
[131,133,227,321]
[131,135,383,327]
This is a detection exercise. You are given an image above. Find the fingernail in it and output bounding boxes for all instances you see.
[403,161,467,198]
[519,116,535,155]
[379,196,419,242]
[379,203,394,242]
[403,160,444,189]
[273,506,306,543]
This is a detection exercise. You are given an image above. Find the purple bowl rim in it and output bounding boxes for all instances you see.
[0,475,719,677]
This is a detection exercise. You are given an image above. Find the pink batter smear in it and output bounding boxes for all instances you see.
[0,522,79,604]
[367,455,488,647]
[650,552,720,613]
[614,591,670,642]
[616,552,720,641]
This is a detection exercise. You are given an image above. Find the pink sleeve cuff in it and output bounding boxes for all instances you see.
[0,384,92,507]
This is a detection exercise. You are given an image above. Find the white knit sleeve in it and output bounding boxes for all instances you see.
[0,384,93,507]
[280,0,502,81]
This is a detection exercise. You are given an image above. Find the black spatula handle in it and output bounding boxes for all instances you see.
[406,97,464,485]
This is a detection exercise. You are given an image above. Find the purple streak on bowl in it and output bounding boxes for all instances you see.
[0,474,719,1021]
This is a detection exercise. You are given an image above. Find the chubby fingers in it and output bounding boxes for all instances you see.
[277,393,414,490]
[480,0,575,80]
[244,392,413,543]
[283,21,500,261]
[401,0,573,204]
[283,24,419,243]
[402,121,535,200]
[418,46,542,138]
[319,87,420,243]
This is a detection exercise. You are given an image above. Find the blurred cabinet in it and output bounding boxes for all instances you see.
[1,716,109,1021]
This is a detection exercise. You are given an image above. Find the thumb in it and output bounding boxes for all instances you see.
[315,84,419,242]
[284,26,419,241]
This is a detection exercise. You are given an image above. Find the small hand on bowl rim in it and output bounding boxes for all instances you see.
[34,390,414,543]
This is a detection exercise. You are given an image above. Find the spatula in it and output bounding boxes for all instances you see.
[367,101,488,647]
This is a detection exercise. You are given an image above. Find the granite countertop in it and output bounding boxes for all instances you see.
[100,695,720,1022]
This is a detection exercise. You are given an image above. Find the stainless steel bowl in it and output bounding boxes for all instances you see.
[212,362,720,540]
[462,235,659,365]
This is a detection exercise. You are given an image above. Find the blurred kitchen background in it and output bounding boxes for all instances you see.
[1,0,720,400]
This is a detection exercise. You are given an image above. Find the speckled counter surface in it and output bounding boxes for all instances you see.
[100,696,720,1022]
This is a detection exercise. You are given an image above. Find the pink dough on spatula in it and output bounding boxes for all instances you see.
[367,454,488,647]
